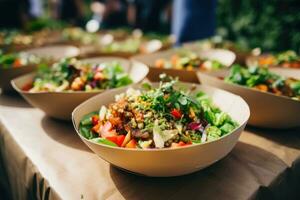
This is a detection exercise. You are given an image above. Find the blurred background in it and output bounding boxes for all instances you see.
[0,1,300,199]
[0,0,299,52]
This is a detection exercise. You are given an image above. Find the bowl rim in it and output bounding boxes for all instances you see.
[11,58,149,95]
[72,82,250,152]
[23,44,81,55]
[198,69,300,103]
[0,64,37,72]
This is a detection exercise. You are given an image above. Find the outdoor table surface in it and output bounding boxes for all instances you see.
[0,93,299,200]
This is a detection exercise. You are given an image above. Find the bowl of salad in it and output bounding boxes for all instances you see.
[183,36,251,65]
[246,50,300,69]
[0,29,64,52]
[61,27,99,46]
[132,48,236,83]
[72,76,250,176]
[0,45,79,92]
[76,29,172,58]
[86,30,172,58]
[197,65,300,129]
[12,57,149,120]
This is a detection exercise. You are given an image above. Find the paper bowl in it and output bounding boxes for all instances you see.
[0,45,80,92]
[72,83,249,177]
[11,57,149,120]
[197,69,300,129]
[183,41,250,65]
[131,48,236,83]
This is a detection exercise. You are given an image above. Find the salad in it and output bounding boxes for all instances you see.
[0,31,33,46]
[257,50,300,68]
[100,30,170,54]
[26,58,133,92]
[0,51,40,69]
[154,51,225,71]
[101,38,141,54]
[0,30,61,48]
[193,36,249,53]
[62,27,98,45]
[225,65,300,100]
[79,76,238,149]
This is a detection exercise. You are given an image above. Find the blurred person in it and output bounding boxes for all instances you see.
[58,0,85,25]
[90,0,171,32]
[172,0,217,45]
[29,0,43,18]
[0,0,30,28]
[47,0,85,26]
[132,0,172,32]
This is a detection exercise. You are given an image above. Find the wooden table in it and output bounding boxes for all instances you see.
[0,93,299,200]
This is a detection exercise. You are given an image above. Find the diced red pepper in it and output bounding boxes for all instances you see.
[106,135,126,147]
[171,108,182,119]
[116,135,125,147]
[92,115,99,126]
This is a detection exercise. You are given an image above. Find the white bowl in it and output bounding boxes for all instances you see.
[132,48,236,83]
[12,57,149,120]
[72,83,250,177]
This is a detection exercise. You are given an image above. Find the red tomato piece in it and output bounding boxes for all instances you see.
[171,108,182,119]
[171,141,190,148]
[116,135,125,147]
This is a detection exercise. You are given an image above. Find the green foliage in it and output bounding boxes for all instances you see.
[25,18,66,32]
[217,0,300,52]
[0,51,17,66]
